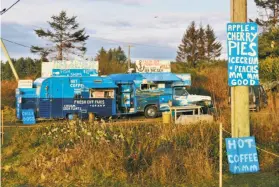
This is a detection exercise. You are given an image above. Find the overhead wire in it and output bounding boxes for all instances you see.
[1,38,31,48]
[1,0,21,15]
[1,37,88,61]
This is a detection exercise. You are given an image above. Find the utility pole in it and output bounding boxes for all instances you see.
[1,39,19,80]
[230,0,250,137]
[126,45,134,72]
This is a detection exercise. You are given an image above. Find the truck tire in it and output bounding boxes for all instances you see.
[144,105,158,118]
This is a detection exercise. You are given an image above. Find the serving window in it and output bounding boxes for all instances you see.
[90,89,114,98]
[140,84,158,90]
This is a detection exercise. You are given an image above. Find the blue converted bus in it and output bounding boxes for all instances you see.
[109,73,212,118]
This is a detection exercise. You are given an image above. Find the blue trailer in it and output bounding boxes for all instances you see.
[109,73,212,118]
[16,76,118,121]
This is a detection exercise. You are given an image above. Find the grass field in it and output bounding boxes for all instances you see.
[1,106,279,187]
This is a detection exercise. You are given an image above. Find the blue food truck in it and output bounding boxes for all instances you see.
[16,72,212,122]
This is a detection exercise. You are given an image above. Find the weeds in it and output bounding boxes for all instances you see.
[2,112,279,186]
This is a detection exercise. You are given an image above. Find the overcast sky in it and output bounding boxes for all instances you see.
[1,0,258,61]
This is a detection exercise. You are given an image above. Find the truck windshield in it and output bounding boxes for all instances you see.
[174,87,189,96]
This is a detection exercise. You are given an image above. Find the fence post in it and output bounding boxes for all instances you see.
[219,123,223,187]
[1,110,4,145]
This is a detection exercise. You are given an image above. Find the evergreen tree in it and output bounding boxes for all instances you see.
[1,58,41,80]
[95,46,127,75]
[205,25,222,61]
[259,26,279,58]
[176,21,199,67]
[96,47,108,75]
[252,0,279,29]
[115,46,127,63]
[176,22,222,66]
[107,49,113,62]
[31,11,89,60]
[197,25,206,61]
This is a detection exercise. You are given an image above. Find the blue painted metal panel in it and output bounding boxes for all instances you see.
[109,73,143,83]
[121,93,131,107]
[121,85,132,92]
[39,99,51,118]
[141,73,181,82]
[159,95,172,111]
[37,98,116,118]
[38,77,117,99]
[227,23,259,86]
[225,136,260,174]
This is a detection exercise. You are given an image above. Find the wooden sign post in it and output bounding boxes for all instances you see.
[230,0,250,138]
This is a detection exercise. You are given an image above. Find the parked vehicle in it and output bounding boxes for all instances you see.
[16,72,213,122]
[228,85,268,112]
[249,85,268,111]
[109,73,213,118]
[16,76,117,120]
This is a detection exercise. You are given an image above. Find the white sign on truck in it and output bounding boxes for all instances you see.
[41,60,99,77]
[135,60,171,73]
[18,80,33,88]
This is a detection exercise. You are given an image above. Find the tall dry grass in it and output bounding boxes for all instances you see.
[3,115,277,186]
[1,80,17,107]
[2,120,223,186]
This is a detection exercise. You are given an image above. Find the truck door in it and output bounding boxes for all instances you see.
[118,84,134,113]
[39,81,51,118]
[172,86,189,106]
[51,80,63,118]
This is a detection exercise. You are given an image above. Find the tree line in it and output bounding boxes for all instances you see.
[176,21,222,67]
[95,46,128,75]
[1,58,41,80]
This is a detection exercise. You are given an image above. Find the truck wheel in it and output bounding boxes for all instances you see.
[144,105,158,118]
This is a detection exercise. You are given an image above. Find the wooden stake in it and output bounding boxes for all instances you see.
[230,0,250,138]
[219,123,223,187]
[1,39,19,80]
[1,110,4,145]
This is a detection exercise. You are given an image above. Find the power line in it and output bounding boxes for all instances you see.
[1,37,87,58]
[1,38,31,49]
[1,0,21,15]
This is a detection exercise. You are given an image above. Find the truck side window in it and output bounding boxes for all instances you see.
[141,84,148,90]
[158,83,165,88]
[174,87,188,96]
[104,90,114,98]
[150,84,158,90]
[90,89,114,98]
